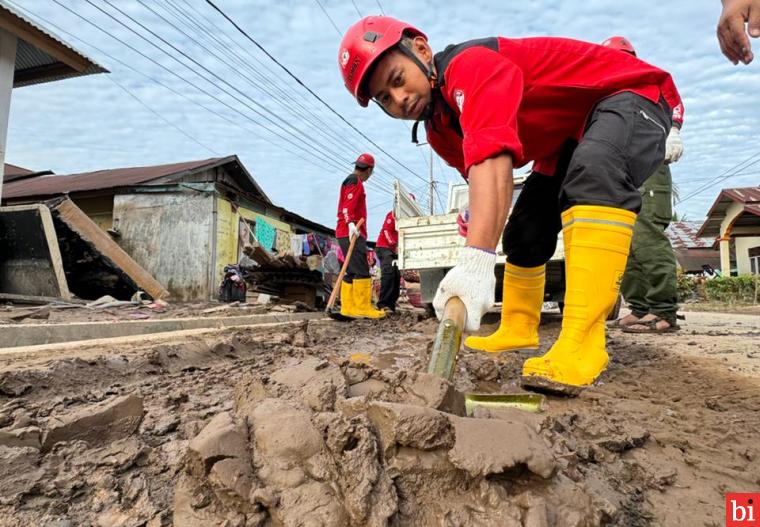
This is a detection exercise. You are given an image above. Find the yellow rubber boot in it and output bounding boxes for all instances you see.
[463,263,544,354]
[352,278,386,319]
[522,205,636,395]
[339,281,358,319]
[554,209,608,373]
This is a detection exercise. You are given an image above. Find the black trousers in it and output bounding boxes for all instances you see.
[337,236,369,283]
[503,92,671,268]
[376,247,400,310]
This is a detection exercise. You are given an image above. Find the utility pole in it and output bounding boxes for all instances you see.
[428,145,434,215]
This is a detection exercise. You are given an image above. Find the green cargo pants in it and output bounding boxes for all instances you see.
[620,164,679,323]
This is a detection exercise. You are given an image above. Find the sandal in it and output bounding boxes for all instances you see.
[621,316,680,334]
[608,313,645,328]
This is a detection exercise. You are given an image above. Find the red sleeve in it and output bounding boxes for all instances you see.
[340,178,364,224]
[660,76,684,129]
[382,212,398,247]
[443,47,525,173]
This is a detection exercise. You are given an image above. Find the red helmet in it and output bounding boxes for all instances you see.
[338,16,426,107]
[601,36,637,56]
[355,153,375,168]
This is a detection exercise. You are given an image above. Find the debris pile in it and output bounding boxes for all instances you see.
[242,242,325,306]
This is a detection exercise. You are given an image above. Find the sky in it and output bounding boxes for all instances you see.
[4,0,760,240]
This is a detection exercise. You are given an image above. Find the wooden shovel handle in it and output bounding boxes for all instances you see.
[326,218,365,310]
[442,296,466,328]
[427,296,468,380]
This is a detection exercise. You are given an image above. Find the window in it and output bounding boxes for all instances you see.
[749,246,760,275]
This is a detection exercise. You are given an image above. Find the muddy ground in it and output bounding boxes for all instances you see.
[0,309,759,526]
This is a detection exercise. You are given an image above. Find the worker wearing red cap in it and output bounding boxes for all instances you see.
[375,210,401,312]
[335,153,385,319]
[601,36,685,334]
[337,16,682,395]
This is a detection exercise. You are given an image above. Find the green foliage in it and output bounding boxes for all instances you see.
[677,273,760,304]
[703,276,759,304]
[677,272,701,302]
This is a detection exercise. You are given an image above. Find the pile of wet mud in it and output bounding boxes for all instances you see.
[174,357,622,526]
[2,314,759,526]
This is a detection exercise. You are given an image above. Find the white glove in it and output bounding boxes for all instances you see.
[433,246,496,332]
[665,126,684,164]
[348,222,360,239]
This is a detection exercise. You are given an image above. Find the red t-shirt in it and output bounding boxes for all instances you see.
[425,37,684,178]
[335,174,367,238]
[375,211,398,251]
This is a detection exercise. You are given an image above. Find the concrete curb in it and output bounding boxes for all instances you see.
[0,311,327,349]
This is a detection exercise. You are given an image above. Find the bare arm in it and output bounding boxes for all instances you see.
[466,154,514,250]
[718,0,760,64]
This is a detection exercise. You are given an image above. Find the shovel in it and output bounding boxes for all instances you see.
[326,218,364,321]
[428,297,545,416]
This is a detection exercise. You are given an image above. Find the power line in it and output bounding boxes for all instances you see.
[137,0,390,186]
[374,0,386,15]
[676,169,760,185]
[42,0,350,178]
[157,0,398,191]
[676,152,760,204]
[204,0,431,186]
[32,0,396,202]
[350,0,363,18]
[11,0,396,214]
[313,0,342,36]
[97,0,357,174]
[107,76,221,156]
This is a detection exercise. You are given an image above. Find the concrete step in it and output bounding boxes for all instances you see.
[0,311,327,349]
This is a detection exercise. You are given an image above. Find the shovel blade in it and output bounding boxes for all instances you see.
[464,393,546,416]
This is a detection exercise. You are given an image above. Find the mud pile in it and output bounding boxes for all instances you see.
[3,315,759,526]
[175,358,603,526]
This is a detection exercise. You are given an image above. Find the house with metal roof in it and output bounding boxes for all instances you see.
[0,0,106,200]
[2,156,335,300]
[696,186,760,276]
[665,221,722,274]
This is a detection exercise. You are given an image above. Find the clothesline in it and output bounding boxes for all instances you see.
[241,216,332,259]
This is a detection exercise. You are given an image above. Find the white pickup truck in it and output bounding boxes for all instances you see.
[393,179,622,319]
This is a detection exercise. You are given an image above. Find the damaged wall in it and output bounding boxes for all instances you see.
[114,192,213,301]
[0,204,70,299]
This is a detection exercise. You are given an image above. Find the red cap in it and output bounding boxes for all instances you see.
[355,153,375,168]
[601,36,637,56]
[338,16,426,107]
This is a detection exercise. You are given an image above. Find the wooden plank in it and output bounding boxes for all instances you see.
[0,292,84,305]
[37,204,72,299]
[50,198,170,300]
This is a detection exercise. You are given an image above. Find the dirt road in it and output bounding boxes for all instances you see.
[0,308,758,526]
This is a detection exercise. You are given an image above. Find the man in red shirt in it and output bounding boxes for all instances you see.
[335,153,385,319]
[375,210,401,312]
[337,16,681,395]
